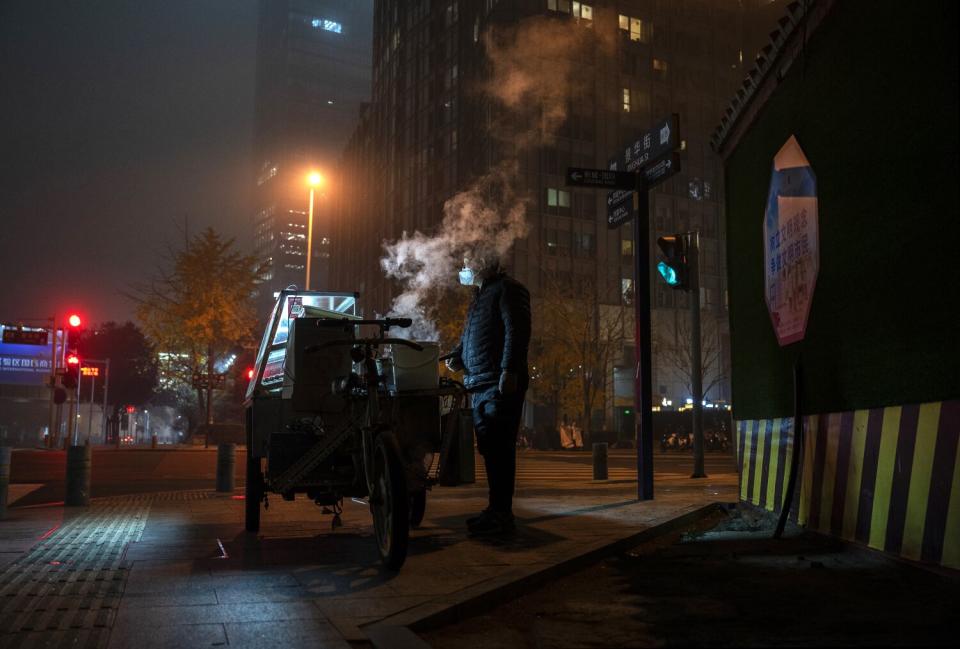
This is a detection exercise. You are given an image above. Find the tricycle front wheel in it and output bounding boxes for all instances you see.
[370,432,409,570]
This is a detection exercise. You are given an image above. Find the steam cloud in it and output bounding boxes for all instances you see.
[381,17,598,341]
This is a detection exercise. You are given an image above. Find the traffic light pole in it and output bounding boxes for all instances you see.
[102,359,110,445]
[688,232,706,478]
[47,316,57,448]
[633,179,655,501]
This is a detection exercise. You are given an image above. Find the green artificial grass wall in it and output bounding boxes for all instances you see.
[725,0,960,420]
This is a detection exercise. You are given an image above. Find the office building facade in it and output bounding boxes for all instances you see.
[252,0,373,311]
[332,0,784,431]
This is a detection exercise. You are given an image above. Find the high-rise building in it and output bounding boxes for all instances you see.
[252,0,373,310]
[332,0,784,432]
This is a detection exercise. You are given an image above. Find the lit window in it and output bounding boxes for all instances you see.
[548,0,557,10]
[547,188,558,207]
[621,239,633,256]
[559,190,570,208]
[618,14,629,30]
[312,18,342,34]
[653,58,668,73]
[630,18,642,42]
[571,2,592,19]
[622,88,631,112]
[621,278,634,305]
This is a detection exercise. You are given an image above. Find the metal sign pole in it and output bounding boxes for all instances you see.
[689,232,706,478]
[102,359,110,444]
[633,180,655,501]
[47,317,57,447]
[87,371,96,442]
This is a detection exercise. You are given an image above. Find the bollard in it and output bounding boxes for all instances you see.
[151,434,158,449]
[216,443,236,493]
[65,444,92,506]
[0,446,11,520]
[592,442,608,481]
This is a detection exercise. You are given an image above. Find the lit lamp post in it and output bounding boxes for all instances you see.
[305,171,325,290]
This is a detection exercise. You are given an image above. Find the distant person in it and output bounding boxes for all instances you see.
[446,253,531,537]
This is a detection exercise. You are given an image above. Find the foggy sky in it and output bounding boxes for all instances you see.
[0,1,258,325]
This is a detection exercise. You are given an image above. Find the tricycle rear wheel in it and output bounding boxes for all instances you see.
[371,432,409,570]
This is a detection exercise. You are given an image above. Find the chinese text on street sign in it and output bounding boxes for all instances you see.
[606,114,681,228]
[764,135,819,346]
[566,167,636,190]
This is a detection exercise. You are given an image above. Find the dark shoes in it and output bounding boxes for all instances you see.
[467,510,516,537]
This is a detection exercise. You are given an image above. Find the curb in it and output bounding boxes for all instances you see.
[364,501,726,648]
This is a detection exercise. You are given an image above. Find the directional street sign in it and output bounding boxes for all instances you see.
[606,154,681,229]
[607,200,635,229]
[566,167,636,190]
[642,153,680,189]
[623,113,679,173]
[606,114,682,228]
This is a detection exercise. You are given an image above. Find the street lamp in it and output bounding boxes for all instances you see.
[305,171,325,290]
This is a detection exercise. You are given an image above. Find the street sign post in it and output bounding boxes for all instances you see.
[605,113,681,229]
[623,113,679,173]
[565,114,682,501]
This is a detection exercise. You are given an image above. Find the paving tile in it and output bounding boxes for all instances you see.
[214,585,314,604]
[114,600,326,627]
[118,590,218,608]
[106,622,227,649]
[314,595,424,618]
[224,619,350,649]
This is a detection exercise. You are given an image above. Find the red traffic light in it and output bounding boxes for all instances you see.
[66,353,80,365]
[67,314,82,328]
[126,405,136,414]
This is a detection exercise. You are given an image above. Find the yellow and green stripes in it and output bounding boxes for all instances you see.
[735,399,960,568]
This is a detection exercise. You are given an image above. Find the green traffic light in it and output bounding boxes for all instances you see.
[657,261,679,286]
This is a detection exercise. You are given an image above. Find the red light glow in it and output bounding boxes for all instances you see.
[67,314,82,328]
[66,354,80,365]
[246,367,254,381]
[126,405,136,414]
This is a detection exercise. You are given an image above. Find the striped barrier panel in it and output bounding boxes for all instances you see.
[735,400,959,569]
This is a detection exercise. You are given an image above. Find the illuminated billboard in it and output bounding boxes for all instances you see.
[0,324,64,387]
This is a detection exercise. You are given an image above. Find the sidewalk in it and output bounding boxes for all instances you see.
[0,460,737,648]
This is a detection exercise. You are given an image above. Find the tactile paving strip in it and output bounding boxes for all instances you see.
[0,502,149,649]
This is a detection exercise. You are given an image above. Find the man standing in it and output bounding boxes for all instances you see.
[446,254,531,536]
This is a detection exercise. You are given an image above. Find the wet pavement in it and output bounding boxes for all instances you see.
[423,505,960,648]
[0,451,738,648]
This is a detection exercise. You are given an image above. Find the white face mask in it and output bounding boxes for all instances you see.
[458,267,475,286]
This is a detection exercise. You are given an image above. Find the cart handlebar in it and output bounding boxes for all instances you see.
[315,317,412,330]
[306,338,425,354]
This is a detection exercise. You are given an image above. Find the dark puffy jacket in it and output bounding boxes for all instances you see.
[451,273,531,391]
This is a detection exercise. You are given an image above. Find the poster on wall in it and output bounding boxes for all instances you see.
[764,135,819,346]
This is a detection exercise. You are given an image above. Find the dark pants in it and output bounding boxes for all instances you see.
[470,382,527,514]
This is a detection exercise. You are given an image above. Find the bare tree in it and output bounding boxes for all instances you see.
[655,311,727,400]
[532,274,629,439]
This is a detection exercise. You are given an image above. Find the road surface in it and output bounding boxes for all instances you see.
[7,446,737,507]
